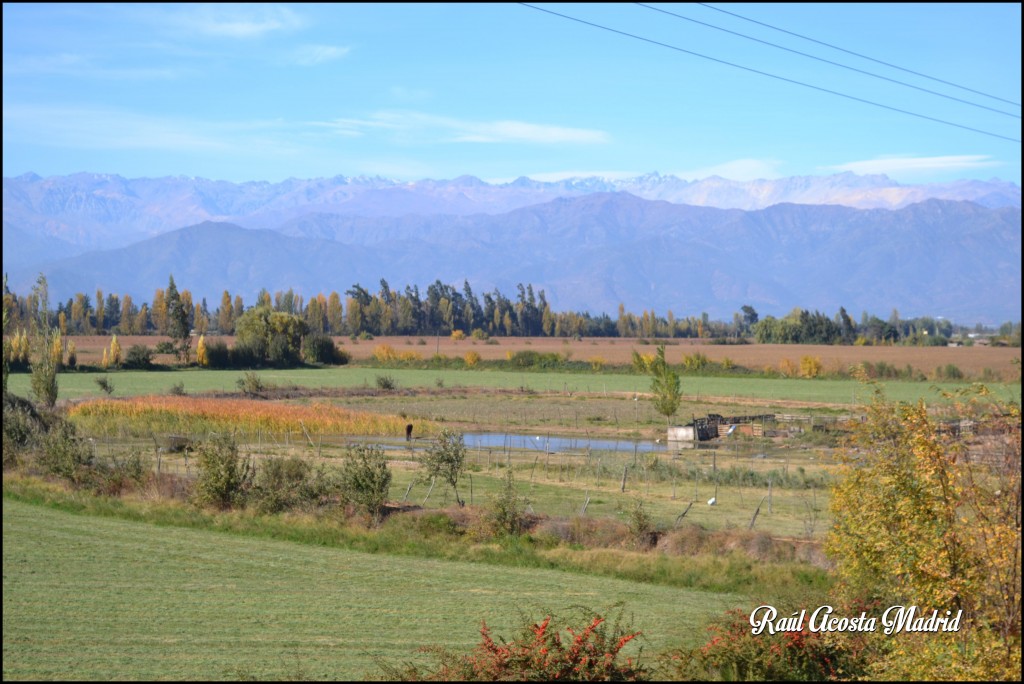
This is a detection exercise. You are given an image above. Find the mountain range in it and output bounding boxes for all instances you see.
[3,170,1020,325]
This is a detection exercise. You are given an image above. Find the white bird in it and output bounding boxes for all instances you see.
[707,497,717,506]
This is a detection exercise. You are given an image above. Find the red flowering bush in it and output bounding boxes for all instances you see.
[381,607,648,681]
[664,608,868,681]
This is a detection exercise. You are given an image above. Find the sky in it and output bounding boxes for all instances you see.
[3,3,1021,186]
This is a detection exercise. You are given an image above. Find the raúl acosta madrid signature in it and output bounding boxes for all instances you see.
[749,604,963,636]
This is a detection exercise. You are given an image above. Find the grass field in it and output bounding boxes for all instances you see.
[7,365,1019,407]
[2,498,743,680]
[59,335,1023,380]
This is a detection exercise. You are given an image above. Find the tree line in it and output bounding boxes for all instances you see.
[3,273,1019,346]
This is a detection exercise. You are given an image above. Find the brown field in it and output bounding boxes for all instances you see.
[65,334,1022,380]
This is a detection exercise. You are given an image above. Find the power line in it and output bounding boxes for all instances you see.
[697,2,1021,108]
[518,3,1020,144]
[636,3,1019,119]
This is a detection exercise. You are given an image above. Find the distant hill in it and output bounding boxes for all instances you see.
[3,171,1019,253]
[8,194,1020,325]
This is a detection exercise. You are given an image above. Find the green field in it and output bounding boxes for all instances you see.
[7,365,1018,405]
[2,498,742,680]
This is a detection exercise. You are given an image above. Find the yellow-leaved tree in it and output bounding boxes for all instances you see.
[827,383,1021,679]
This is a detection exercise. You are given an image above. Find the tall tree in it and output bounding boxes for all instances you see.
[29,274,59,408]
[326,291,344,335]
[215,291,231,334]
[165,275,191,362]
[94,288,105,334]
[648,345,682,428]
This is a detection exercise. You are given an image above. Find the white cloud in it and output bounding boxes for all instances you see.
[673,159,784,182]
[2,53,182,80]
[167,5,304,39]
[313,111,609,145]
[826,155,1002,176]
[1,105,300,156]
[291,44,350,66]
[489,170,641,183]
[448,119,609,144]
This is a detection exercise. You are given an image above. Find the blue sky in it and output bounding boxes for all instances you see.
[3,3,1021,185]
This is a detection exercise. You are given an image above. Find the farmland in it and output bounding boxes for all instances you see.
[3,334,1020,680]
[53,334,1024,380]
[2,498,742,680]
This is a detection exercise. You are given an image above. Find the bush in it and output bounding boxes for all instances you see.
[236,371,266,396]
[666,608,865,681]
[626,499,656,550]
[484,468,529,537]
[375,374,397,391]
[2,393,44,466]
[37,418,93,482]
[123,344,154,370]
[193,434,253,509]
[381,606,647,681]
[302,333,337,364]
[268,333,299,367]
[251,456,338,515]
[338,444,392,524]
[94,376,114,395]
[204,340,232,369]
[154,340,176,354]
[422,429,467,506]
[229,339,265,368]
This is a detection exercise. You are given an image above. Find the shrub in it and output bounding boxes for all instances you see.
[484,468,529,537]
[422,429,467,506]
[2,394,43,464]
[37,418,93,482]
[667,608,865,681]
[236,371,266,396]
[463,351,481,368]
[168,381,186,396]
[193,433,252,509]
[154,340,176,355]
[123,344,154,370]
[682,352,710,372]
[375,374,397,391]
[229,339,265,368]
[302,333,337,364]
[450,330,466,341]
[95,376,114,395]
[799,356,822,378]
[470,328,489,341]
[373,344,398,363]
[338,444,392,524]
[381,607,646,681]
[268,333,299,367]
[251,456,338,515]
[934,363,964,380]
[204,340,232,368]
[626,499,656,550]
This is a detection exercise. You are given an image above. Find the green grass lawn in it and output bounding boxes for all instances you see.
[2,498,743,680]
[7,365,1017,405]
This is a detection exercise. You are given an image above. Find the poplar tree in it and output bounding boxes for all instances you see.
[165,275,191,363]
[649,345,681,427]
